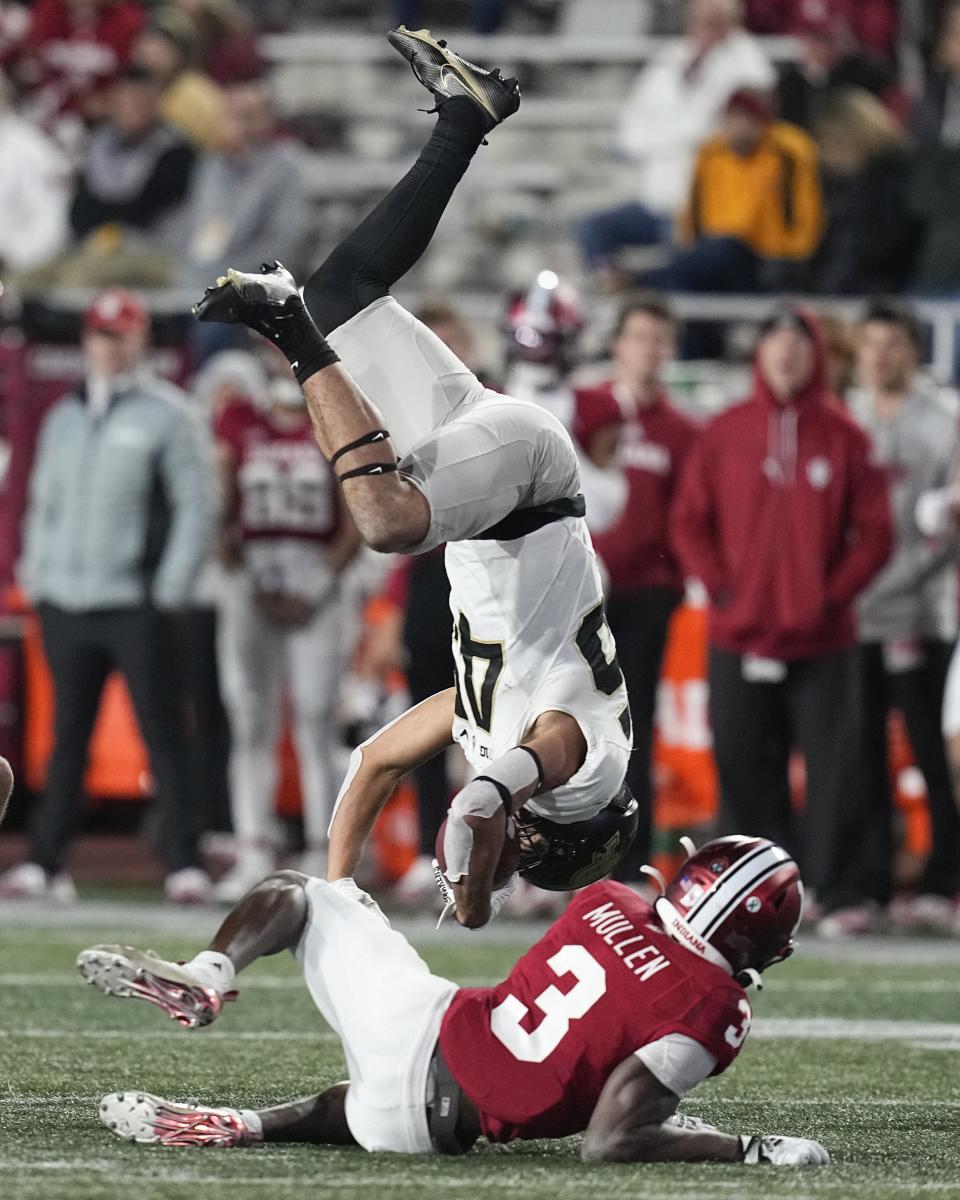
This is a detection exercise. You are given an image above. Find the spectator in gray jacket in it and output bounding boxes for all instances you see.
[838,300,960,936]
[178,78,309,360]
[179,79,308,284]
[0,289,216,904]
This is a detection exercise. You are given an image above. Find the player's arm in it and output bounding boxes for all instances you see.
[583,1055,829,1166]
[582,1056,738,1164]
[326,510,362,574]
[445,710,586,928]
[327,689,456,881]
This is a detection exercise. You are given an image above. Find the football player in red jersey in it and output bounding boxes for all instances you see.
[213,363,361,899]
[80,835,828,1166]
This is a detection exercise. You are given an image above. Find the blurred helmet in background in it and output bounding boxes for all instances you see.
[502,269,584,374]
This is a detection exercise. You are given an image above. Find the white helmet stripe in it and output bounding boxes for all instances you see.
[682,842,779,923]
[688,846,793,936]
[700,861,789,938]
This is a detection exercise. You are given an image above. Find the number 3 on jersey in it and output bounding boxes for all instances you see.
[490,944,606,1062]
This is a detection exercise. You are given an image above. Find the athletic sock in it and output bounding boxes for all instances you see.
[184,950,236,994]
[238,1109,264,1144]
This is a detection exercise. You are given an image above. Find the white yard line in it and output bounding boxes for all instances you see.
[0,1162,953,1196]
[705,1097,960,1108]
[751,1018,960,1042]
[0,1162,959,1197]
[4,899,960,963]
[8,1028,339,1042]
[5,1018,960,1046]
[2,972,958,995]
[0,974,499,990]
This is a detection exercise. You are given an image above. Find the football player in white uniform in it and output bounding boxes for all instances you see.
[193,28,635,927]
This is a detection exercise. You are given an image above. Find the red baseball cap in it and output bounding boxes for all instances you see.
[725,88,775,123]
[84,288,150,336]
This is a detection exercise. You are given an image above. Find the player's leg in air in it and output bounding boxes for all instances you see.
[193,30,579,557]
[78,869,469,1152]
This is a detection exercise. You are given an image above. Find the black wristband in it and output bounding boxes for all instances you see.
[259,298,339,385]
[293,342,340,386]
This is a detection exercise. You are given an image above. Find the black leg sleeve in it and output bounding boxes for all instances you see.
[303,99,489,335]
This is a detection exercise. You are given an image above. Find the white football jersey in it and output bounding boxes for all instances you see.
[446,516,631,823]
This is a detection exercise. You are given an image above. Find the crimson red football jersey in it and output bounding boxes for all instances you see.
[438,881,750,1143]
[215,399,342,545]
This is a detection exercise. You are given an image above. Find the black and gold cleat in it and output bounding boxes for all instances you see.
[387,26,521,131]
[191,261,304,333]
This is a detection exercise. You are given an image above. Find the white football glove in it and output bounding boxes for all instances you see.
[489,871,519,920]
[431,861,518,927]
[740,1135,830,1166]
[328,877,389,925]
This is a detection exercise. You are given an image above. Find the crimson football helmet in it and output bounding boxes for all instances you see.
[503,270,584,372]
[652,835,803,982]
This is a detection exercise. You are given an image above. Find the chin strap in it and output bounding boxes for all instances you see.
[639,864,667,894]
[734,967,764,991]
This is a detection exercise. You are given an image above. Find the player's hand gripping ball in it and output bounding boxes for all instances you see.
[434,812,522,890]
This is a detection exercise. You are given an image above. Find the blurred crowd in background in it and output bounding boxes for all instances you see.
[1,0,960,302]
[1,0,960,938]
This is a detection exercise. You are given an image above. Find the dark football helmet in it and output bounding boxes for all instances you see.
[517,785,638,891]
[653,835,803,981]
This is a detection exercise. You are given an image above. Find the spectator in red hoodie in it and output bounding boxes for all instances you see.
[671,305,892,917]
[575,294,699,881]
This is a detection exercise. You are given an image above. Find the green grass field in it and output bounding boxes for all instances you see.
[2,912,960,1200]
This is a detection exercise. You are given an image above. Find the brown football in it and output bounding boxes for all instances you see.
[435,813,522,890]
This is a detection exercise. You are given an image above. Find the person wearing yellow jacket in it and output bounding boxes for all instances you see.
[680,89,823,265]
[642,89,824,293]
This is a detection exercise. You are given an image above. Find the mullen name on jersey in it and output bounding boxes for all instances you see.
[580,897,672,982]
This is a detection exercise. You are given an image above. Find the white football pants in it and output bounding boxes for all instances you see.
[327,297,580,553]
[295,876,457,1153]
[217,574,344,848]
